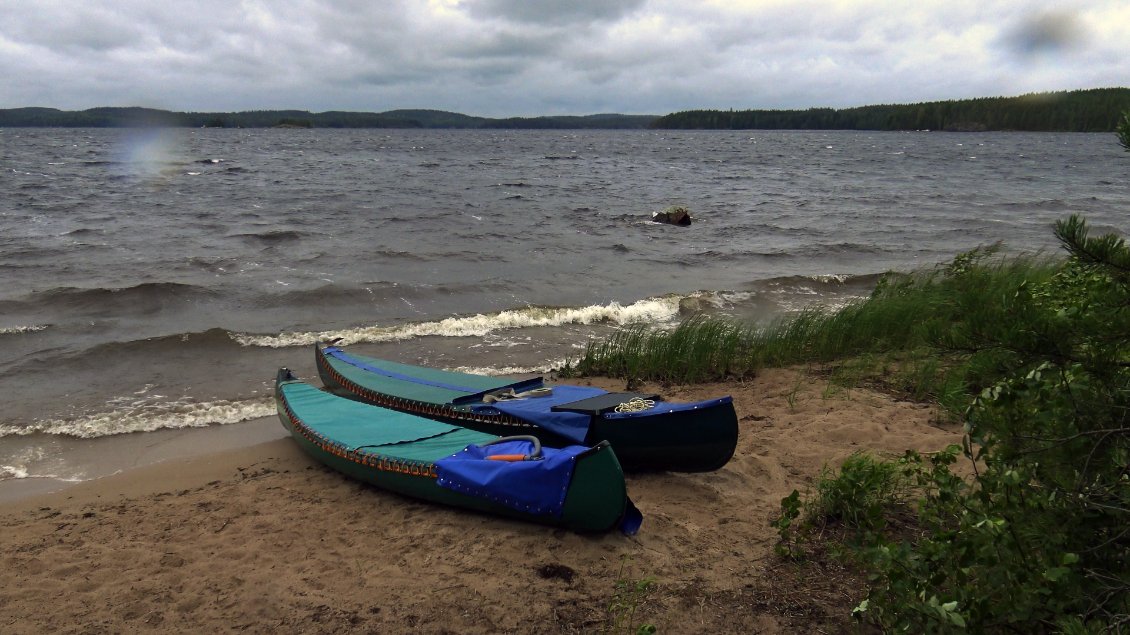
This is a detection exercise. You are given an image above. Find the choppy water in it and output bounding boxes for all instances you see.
[1,127,1127,485]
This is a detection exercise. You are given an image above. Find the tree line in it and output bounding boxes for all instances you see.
[0,107,657,129]
[4,88,1127,131]
[652,88,1130,132]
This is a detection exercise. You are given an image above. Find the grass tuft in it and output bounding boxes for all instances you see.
[571,249,1060,416]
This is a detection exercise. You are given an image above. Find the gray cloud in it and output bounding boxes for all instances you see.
[462,0,647,25]
[0,0,1126,116]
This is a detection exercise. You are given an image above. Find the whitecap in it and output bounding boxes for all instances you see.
[448,359,570,377]
[0,465,30,480]
[0,324,49,335]
[0,397,275,439]
[235,296,684,348]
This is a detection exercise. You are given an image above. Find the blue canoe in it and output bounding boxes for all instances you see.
[314,343,739,472]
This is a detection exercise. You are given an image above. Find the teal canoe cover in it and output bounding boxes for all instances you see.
[279,381,496,462]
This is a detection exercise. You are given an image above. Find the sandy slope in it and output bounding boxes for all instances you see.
[0,370,960,634]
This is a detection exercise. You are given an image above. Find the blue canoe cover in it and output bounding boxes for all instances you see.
[434,439,588,517]
[471,385,606,443]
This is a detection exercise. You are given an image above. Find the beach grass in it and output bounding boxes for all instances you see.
[566,245,1060,414]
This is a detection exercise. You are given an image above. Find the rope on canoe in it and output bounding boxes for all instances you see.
[614,397,656,413]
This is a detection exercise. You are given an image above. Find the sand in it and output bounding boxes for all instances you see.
[0,369,960,634]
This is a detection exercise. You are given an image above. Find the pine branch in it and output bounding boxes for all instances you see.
[1054,215,1130,275]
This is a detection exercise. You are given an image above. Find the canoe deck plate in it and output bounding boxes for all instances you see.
[550,392,661,416]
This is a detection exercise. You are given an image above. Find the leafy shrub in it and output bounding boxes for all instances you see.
[578,211,1128,631]
[780,216,1130,633]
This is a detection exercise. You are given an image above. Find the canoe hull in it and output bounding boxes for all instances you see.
[276,371,631,532]
[315,344,739,472]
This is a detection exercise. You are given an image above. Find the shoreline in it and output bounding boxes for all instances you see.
[0,371,960,633]
[0,436,302,515]
[0,417,290,506]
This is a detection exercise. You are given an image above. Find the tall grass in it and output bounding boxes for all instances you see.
[577,316,757,383]
[570,249,1060,408]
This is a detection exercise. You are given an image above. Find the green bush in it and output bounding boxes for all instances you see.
[775,216,1130,633]
[807,452,916,533]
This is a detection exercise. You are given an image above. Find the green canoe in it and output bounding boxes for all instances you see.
[275,369,639,532]
[314,342,739,472]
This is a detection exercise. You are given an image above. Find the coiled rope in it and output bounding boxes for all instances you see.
[614,397,656,413]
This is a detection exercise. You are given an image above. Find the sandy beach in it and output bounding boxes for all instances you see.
[0,369,960,634]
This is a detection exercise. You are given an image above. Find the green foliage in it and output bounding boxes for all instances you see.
[772,216,1130,633]
[573,246,1059,409]
[771,490,805,559]
[772,450,934,555]
[603,555,657,635]
[275,118,313,128]
[807,453,917,534]
[1117,109,1130,152]
[575,316,758,383]
[653,88,1130,132]
[0,107,657,129]
[576,213,1128,631]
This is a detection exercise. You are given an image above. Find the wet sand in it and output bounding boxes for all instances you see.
[0,370,960,633]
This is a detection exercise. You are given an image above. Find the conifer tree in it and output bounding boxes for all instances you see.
[1118,109,1130,151]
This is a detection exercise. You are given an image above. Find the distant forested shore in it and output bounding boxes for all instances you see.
[654,88,1130,132]
[2,88,1127,131]
[0,107,658,129]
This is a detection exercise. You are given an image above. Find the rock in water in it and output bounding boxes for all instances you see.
[652,206,693,226]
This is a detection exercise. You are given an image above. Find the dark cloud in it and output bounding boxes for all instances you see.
[476,30,563,58]
[462,0,647,25]
[3,5,147,53]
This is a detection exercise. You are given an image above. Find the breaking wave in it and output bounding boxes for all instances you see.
[0,465,30,480]
[448,359,570,377]
[235,296,685,348]
[0,396,274,439]
[0,324,49,335]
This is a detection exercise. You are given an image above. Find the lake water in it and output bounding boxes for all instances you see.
[1,127,1126,487]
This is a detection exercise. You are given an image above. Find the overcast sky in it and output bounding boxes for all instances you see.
[1,0,1126,117]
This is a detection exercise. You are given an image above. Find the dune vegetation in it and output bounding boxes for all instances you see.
[568,213,1129,632]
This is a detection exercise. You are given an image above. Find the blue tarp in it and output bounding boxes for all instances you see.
[434,439,587,517]
[471,385,606,443]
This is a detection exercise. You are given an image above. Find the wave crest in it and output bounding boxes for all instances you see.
[0,397,274,439]
[235,296,684,348]
[0,324,49,335]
